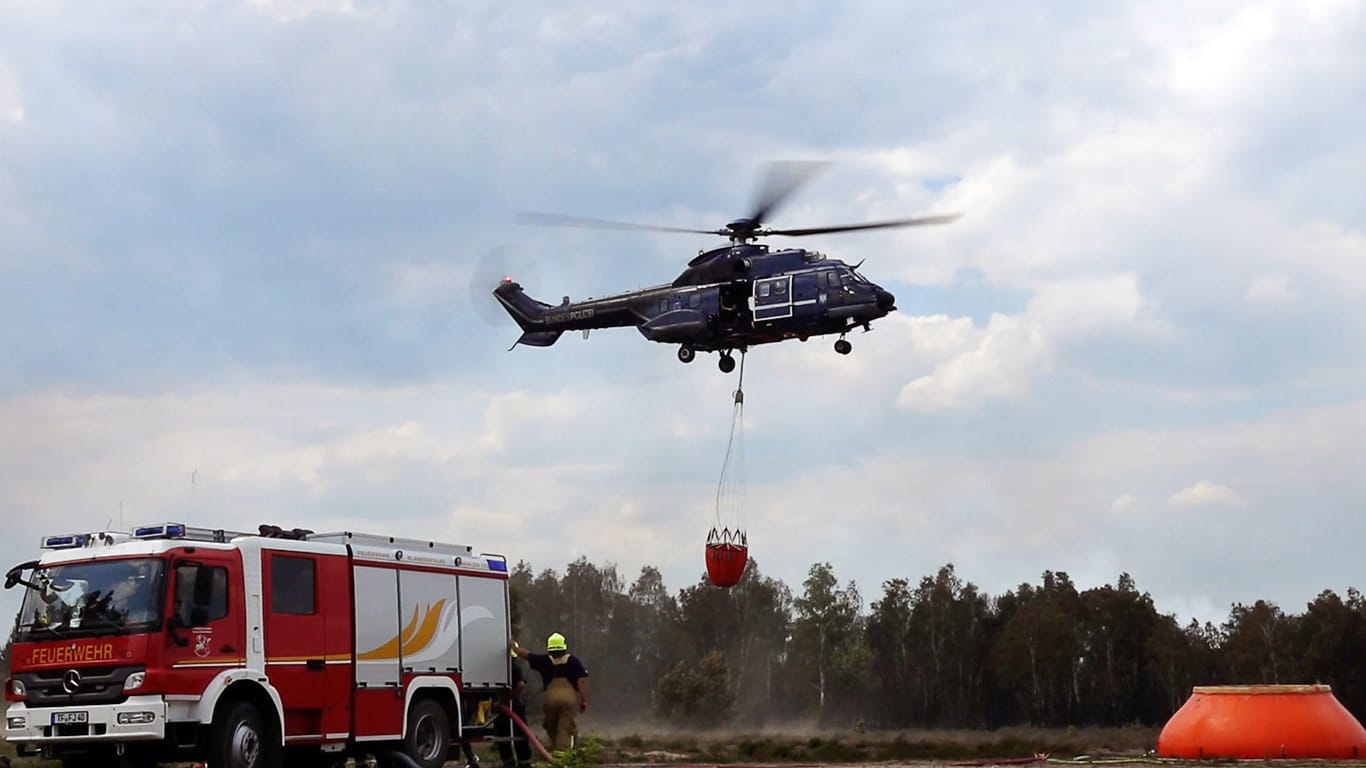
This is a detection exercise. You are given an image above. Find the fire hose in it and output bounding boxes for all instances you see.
[497,703,558,763]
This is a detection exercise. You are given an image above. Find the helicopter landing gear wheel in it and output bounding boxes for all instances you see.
[718,353,736,373]
[834,338,852,355]
[678,345,696,364]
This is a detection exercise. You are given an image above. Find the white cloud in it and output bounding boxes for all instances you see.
[896,312,1047,412]
[1166,481,1245,509]
[0,60,21,123]
[1246,275,1299,304]
[891,271,1169,412]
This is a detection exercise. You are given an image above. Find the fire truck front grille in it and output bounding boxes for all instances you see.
[17,665,145,706]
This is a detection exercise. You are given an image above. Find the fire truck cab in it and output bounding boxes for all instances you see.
[4,522,513,768]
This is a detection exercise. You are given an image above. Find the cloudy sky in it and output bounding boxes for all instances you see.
[2,0,1364,630]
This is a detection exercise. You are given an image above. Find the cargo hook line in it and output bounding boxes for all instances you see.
[714,350,746,536]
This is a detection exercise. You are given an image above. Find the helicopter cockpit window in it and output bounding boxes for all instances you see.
[824,271,841,288]
[689,293,701,308]
[658,299,668,313]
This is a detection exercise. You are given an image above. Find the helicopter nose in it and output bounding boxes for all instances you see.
[876,288,896,310]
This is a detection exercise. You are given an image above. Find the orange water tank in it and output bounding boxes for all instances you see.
[1158,684,1366,759]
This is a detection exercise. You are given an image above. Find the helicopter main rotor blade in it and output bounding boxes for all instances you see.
[517,210,719,236]
[470,244,541,326]
[763,212,963,237]
[747,160,830,227]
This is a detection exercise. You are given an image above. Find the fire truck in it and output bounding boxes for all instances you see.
[3,522,514,768]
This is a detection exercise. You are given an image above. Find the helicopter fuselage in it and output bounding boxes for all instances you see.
[493,243,896,370]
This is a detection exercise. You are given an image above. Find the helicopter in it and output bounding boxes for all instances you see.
[492,162,961,373]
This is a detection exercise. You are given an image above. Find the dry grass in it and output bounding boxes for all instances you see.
[574,724,1162,764]
[3,725,1162,767]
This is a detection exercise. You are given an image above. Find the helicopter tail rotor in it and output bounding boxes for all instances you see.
[492,278,553,332]
[469,244,542,327]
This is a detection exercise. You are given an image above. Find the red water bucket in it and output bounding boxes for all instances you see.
[1158,684,1366,759]
[705,527,747,587]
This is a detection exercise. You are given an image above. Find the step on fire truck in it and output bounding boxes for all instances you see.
[3,522,514,768]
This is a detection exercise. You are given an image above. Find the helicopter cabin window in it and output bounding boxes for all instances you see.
[689,293,701,309]
[658,298,668,313]
[757,282,771,298]
[774,280,787,295]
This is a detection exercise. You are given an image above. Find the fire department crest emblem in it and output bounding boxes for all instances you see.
[193,628,213,658]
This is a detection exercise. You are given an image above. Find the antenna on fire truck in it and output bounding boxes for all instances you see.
[189,469,197,523]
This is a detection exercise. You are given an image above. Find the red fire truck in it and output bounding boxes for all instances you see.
[3,522,514,768]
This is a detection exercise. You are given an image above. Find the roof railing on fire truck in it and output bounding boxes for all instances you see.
[308,530,476,557]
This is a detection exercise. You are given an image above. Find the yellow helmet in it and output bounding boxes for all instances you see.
[546,632,567,652]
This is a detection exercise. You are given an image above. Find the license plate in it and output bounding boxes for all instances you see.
[51,711,88,725]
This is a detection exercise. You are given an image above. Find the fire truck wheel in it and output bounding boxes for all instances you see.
[210,699,279,768]
[404,697,451,768]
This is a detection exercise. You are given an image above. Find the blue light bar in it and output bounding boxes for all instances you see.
[40,534,88,550]
[132,523,188,540]
[486,558,507,573]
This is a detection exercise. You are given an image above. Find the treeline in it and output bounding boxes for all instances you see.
[511,558,1366,729]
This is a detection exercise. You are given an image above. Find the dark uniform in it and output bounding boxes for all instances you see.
[497,659,533,768]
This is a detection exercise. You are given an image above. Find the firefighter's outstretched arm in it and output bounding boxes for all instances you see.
[577,677,589,712]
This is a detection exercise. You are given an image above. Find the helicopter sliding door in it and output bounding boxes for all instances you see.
[753,275,793,322]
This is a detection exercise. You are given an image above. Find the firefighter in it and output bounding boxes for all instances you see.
[511,632,589,752]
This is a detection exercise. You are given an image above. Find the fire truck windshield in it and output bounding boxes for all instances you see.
[15,558,166,640]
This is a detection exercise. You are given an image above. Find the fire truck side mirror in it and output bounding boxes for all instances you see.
[4,561,38,590]
[166,614,191,647]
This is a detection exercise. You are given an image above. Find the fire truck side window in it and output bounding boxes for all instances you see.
[270,555,316,615]
[173,564,229,626]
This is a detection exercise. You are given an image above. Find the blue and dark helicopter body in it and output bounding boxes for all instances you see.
[493,162,957,373]
[496,242,898,372]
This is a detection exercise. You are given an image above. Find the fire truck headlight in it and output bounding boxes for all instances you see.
[116,711,156,725]
[8,679,25,698]
[122,672,145,692]
[6,715,25,729]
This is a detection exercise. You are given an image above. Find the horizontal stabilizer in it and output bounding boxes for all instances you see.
[512,330,563,349]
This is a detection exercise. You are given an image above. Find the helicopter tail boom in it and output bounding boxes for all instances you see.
[493,279,551,330]
[494,279,570,349]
